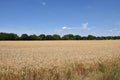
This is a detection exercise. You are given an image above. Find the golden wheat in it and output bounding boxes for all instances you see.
[0,40,120,80]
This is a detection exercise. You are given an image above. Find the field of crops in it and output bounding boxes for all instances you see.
[0,40,120,80]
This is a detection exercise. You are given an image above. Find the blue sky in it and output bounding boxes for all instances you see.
[0,0,120,36]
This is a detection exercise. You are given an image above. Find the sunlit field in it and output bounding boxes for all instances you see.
[0,40,120,80]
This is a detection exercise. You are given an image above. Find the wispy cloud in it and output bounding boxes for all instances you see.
[81,22,88,29]
[108,28,120,33]
[54,26,71,33]
[107,21,120,34]
[62,26,71,30]
[24,0,47,6]
[54,22,89,33]
[41,2,46,6]
[115,21,120,26]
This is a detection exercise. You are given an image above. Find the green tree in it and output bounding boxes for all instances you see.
[74,35,81,40]
[0,32,8,40]
[46,35,53,40]
[87,35,96,40]
[52,34,61,40]
[9,33,19,40]
[39,34,46,40]
[0,32,19,40]
[29,34,39,40]
[62,34,74,40]
[106,36,113,40]
[20,34,29,40]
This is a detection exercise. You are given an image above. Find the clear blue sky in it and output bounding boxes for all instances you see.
[0,0,120,36]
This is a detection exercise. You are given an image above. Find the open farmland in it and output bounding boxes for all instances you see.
[0,40,120,80]
[0,40,120,67]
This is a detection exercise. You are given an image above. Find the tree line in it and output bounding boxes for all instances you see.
[0,32,120,40]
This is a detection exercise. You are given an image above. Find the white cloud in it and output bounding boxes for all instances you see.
[54,29,63,33]
[62,26,67,30]
[81,22,88,29]
[62,26,71,30]
[108,30,113,32]
[115,21,120,26]
[116,31,120,33]
[54,26,71,33]
[62,22,89,30]
[109,28,120,33]
[24,0,47,6]
[54,22,89,33]
[41,2,46,6]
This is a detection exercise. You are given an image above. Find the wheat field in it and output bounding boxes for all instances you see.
[0,40,120,80]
